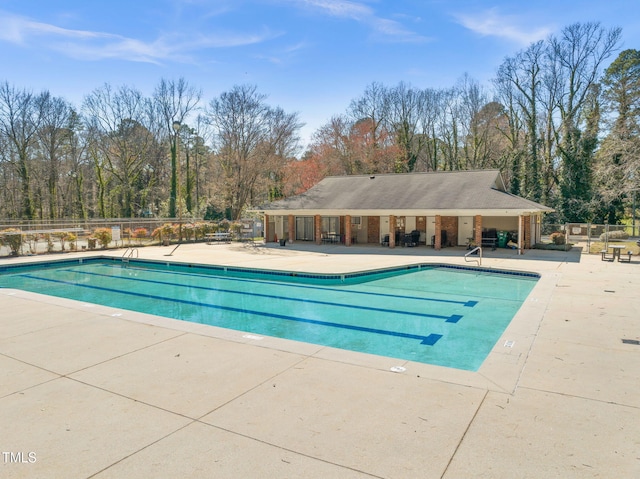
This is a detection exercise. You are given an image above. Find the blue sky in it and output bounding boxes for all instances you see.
[1,0,638,147]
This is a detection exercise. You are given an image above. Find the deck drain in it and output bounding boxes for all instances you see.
[390,366,406,373]
[621,339,640,345]
[504,340,515,348]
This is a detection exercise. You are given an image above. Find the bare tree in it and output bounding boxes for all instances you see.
[495,42,546,198]
[437,86,463,171]
[153,78,201,218]
[348,82,392,171]
[36,93,75,219]
[83,84,157,217]
[594,49,640,222]
[206,84,302,219]
[0,82,45,218]
[415,88,444,171]
[457,74,491,170]
[309,115,355,175]
[63,111,90,219]
[387,82,423,172]
[549,22,621,220]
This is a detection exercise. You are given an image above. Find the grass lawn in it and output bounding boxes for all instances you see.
[588,240,639,255]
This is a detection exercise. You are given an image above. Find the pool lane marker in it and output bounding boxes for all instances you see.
[98,264,478,308]
[57,269,466,323]
[18,274,443,346]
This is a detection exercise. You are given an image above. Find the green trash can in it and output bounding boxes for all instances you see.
[497,231,508,248]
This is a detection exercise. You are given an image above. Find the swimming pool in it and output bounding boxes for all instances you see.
[0,258,538,371]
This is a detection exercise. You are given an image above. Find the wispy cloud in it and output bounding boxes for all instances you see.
[292,0,428,43]
[454,8,552,45]
[301,0,371,19]
[0,10,277,64]
[0,11,105,44]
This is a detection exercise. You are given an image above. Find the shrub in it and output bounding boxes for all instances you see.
[44,234,54,253]
[92,228,112,249]
[25,233,40,254]
[216,219,230,232]
[56,232,71,251]
[549,232,566,245]
[67,233,77,250]
[230,221,243,238]
[181,223,195,241]
[152,223,175,244]
[0,228,23,255]
[599,230,629,242]
[193,222,206,240]
[132,228,148,244]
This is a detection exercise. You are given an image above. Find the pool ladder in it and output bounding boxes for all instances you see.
[122,248,139,263]
[464,246,482,266]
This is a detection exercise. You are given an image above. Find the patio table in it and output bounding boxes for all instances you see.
[608,245,625,261]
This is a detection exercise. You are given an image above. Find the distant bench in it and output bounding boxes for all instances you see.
[206,232,231,244]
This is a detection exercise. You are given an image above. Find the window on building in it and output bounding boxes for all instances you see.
[321,216,339,234]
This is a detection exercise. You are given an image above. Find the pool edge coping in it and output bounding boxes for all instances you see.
[1,254,546,393]
[0,254,541,281]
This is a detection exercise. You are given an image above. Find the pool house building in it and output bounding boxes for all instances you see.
[256,170,553,252]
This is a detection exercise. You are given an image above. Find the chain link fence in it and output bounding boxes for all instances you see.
[542,223,640,254]
[0,218,264,257]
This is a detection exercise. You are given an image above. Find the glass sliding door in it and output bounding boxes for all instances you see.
[295,216,315,241]
[321,216,339,234]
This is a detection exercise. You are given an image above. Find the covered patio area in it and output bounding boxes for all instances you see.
[257,170,552,253]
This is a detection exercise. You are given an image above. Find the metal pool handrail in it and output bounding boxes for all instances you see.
[122,248,139,262]
[464,246,482,266]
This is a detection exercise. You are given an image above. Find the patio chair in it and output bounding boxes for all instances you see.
[411,229,421,245]
[403,230,420,247]
[431,230,448,248]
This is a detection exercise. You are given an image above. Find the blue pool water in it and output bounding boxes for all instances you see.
[0,258,538,371]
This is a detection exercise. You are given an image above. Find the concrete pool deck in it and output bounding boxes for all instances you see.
[1,242,638,478]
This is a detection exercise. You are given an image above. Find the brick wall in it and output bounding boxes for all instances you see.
[389,215,397,247]
[367,216,380,243]
[474,215,482,245]
[522,215,531,249]
[288,214,295,243]
[441,216,458,247]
